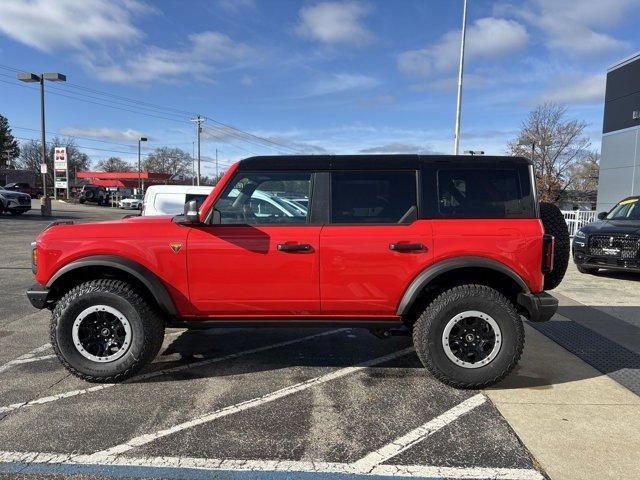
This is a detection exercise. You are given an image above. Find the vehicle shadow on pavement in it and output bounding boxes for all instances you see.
[588,269,640,282]
[1,213,79,222]
[494,311,640,394]
[131,328,419,383]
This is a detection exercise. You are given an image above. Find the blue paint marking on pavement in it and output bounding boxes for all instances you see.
[0,461,444,480]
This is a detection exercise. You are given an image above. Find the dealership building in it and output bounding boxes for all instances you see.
[597,51,640,212]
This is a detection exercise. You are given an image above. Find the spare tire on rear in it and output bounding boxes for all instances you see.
[539,202,569,290]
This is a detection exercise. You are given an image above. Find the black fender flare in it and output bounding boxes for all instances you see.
[396,256,530,316]
[47,255,177,316]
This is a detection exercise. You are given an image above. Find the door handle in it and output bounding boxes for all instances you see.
[277,243,313,252]
[389,243,425,252]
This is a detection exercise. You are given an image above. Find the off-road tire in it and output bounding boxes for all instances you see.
[50,279,165,382]
[413,284,524,389]
[577,265,599,275]
[539,202,570,290]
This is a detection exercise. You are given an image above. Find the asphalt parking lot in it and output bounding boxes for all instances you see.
[0,201,547,480]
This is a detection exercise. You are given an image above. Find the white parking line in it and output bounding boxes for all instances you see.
[0,451,545,479]
[0,329,347,415]
[0,344,52,374]
[354,394,487,471]
[90,347,414,458]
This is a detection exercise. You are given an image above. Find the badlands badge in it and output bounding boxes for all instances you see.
[169,242,182,253]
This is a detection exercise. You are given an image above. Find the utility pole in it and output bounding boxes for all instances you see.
[453,0,468,155]
[191,141,196,185]
[215,148,218,179]
[190,115,205,186]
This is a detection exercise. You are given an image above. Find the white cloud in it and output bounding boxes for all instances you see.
[306,73,379,96]
[215,0,256,12]
[357,94,395,107]
[397,17,529,77]
[241,74,255,86]
[0,0,151,52]
[59,126,148,141]
[359,143,439,154]
[539,74,606,105]
[80,31,253,83]
[295,1,373,46]
[0,0,253,84]
[498,0,635,57]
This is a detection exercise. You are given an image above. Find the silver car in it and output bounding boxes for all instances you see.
[0,187,31,215]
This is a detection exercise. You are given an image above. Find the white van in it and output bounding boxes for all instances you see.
[141,185,213,216]
[141,184,308,218]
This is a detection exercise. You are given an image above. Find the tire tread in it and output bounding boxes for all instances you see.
[50,279,164,383]
[412,284,524,389]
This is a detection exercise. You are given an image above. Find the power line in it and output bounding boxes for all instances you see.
[0,63,303,153]
[12,125,155,150]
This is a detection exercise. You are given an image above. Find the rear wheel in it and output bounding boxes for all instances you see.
[50,279,165,382]
[413,284,524,389]
[539,202,570,290]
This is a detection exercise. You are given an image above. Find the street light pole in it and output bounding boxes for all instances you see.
[138,137,147,194]
[18,72,66,215]
[453,0,468,155]
[39,75,47,200]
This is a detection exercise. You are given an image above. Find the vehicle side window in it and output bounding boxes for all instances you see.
[331,170,417,224]
[154,193,186,215]
[437,168,526,218]
[214,171,311,225]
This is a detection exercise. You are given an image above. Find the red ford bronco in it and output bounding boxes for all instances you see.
[27,155,569,388]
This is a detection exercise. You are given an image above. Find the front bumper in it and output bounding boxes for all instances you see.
[6,199,31,212]
[26,284,49,309]
[517,292,558,322]
[573,249,640,272]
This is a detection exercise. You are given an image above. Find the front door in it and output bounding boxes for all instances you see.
[187,170,320,316]
[320,170,433,316]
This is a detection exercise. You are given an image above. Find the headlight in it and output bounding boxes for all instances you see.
[575,230,586,239]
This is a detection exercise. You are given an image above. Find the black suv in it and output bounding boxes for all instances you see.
[573,196,640,274]
[78,184,110,205]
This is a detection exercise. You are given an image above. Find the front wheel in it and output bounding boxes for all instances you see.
[413,284,524,389]
[50,279,165,382]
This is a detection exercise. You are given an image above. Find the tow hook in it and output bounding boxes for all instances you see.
[369,326,411,339]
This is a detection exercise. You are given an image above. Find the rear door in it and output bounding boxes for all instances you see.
[320,169,433,316]
[187,170,321,316]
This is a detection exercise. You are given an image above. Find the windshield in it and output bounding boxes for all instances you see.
[606,198,640,220]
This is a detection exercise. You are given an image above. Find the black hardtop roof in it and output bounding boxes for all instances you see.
[237,154,532,171]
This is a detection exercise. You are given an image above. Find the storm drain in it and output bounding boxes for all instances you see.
[531,320,640,396]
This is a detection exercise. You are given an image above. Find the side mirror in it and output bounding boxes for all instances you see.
[597,211,607,220]
[211,209,221,225]
[183,200,200,224]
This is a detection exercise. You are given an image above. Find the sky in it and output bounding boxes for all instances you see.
[0,0,639,177]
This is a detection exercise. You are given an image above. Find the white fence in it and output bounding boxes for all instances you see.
[561,210,598,237]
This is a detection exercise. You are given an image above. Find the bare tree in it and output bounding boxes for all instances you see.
[95,156,132,172]
[567,150,599,193]
[18,137,90,186]
[142,147,192,176]
[507,103,591,202]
